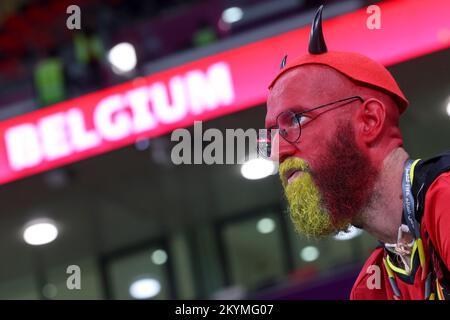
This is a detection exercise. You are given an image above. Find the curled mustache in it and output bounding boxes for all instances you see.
[278,157,310,188]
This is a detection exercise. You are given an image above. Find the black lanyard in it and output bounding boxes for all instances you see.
[402,159,420,239]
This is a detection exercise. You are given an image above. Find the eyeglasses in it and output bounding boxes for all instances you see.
[258,96,363,158]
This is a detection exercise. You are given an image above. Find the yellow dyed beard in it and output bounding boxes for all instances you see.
[279,158,347,238]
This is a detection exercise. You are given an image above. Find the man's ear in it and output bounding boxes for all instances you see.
[357,98,386,144]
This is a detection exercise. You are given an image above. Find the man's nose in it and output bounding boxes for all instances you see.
[270,131,297,163]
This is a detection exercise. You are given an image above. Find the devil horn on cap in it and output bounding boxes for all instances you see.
[308,5,327,54]
[280,54,287,69]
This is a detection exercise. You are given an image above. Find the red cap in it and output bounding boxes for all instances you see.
[269,51,409,113]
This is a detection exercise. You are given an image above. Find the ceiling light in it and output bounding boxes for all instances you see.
[151,249,168,265]
[108,42,137,74]
[241,158,276,180]
[42,284,58,299]
[135,138,150,151]
[23,219,58,246]
[221,7,243,24]
[129,278,161,299]
[256,218,275,234]
[300,246,320,262]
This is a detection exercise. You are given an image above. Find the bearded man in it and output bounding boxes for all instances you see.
[263,6,450,300]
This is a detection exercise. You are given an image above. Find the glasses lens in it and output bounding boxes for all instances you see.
[277,111,301,143]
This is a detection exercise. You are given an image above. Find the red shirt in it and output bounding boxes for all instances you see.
[350,171,450,300]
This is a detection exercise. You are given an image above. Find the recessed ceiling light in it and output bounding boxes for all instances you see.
[221,7,243,24]
[108,42,137,74]
[241,158,276,180]
[42,283,58,299]
[23,219,58,246]
[129,278,161,299]
[300,246,320,262]
[256,218,275,234]
[135,138,150,151]
[151,249,168,265]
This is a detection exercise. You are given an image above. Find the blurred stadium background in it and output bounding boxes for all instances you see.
[0,0,449,300]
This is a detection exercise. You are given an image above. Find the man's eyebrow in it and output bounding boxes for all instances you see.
[285,105,308,114]
[265,103,306,121]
